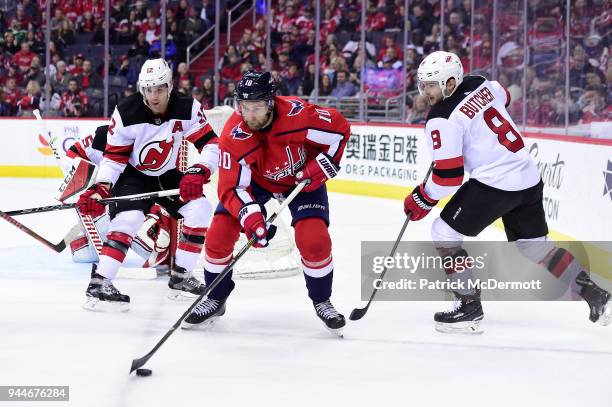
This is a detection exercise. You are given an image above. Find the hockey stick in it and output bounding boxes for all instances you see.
[5,189,181,216]
[129,180,309,374]
[349,163,434,321]
[0,211,81,252]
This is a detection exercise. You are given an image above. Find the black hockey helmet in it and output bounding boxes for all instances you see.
[234,71,277,102]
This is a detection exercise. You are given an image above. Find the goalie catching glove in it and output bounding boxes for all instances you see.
[179,164,211,202]
[295,152,340,192]
[238,203,277,248]
[76,183,111,217]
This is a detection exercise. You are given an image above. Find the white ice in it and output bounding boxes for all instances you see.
[0,178,610,407]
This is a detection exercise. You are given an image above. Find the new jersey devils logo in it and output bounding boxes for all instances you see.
[287,100,304,116]
[136,139,174,172]
[231,123,253,140]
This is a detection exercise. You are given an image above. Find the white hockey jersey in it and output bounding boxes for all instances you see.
[423,75,541,200]
[96,91,219,185]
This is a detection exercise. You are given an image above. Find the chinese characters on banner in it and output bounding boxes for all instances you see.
[341,126,429,186]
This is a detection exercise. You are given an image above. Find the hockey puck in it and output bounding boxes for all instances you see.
[136,368,152,377]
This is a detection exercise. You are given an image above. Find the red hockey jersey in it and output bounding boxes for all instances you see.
[217,96,351,218]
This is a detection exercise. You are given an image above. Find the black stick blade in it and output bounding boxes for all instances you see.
[349,307,368,321]
[130,355,149,374]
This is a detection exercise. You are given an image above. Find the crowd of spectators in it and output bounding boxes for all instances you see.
[209,0,610,126]
[0,0,214,117]
[0,0,609,128]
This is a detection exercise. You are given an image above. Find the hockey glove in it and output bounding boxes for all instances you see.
[295,152,340,193]
[76,183,111,217]
[238,203,277,248]
[404,184,438,221]
[179,164,211,202]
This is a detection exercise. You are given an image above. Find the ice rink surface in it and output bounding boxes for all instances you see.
[0,178,610,407]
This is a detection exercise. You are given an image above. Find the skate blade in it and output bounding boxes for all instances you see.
[325,326,344,338]
[435,320,484,335]
[167,288,199,302]
[597,301,612,326]
[83,297,129,312]
[181,315,220,330]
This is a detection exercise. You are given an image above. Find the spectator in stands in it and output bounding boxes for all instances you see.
[579,84,611,124]
[76,59,103,90]
[0,88,13,116]
[129,32,150,58]
[199,0,215,31]
[331,70,357,98]
[16,79,40,116]
[302,62,317,96]
[25,56,44,85]
[282,62,303,95]
[51,60,72,91]
[310,74,333,98]
[177,78,192,96]
[2,76,20,112]
[199,78,214,108]
[12,41,36,74]
[81,11,95,33]
[69,53,84,76]
[570,43,590,88]
[57,20,76,47]
[61,79,88,117]
[182,7,203,45]
[410,2,435,34]
[122,83,136,101]
[406,94,429,124]
[0,11,7,35]
[224,81,236,105]
[221,53,243,83]
[10,4,33,31]
[142,16,160,45]
[3,31,19,54]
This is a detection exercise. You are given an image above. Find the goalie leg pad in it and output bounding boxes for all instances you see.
[70,235,99,263]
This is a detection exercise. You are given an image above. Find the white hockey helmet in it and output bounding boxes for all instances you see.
[417,51,463,98]
[138,58,173,103]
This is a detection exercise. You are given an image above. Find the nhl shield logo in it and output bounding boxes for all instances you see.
[231,123,253,140]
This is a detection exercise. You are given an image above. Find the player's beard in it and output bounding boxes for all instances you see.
[244,111,272,131]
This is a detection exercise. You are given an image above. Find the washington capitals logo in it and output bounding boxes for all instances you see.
[603,160,612,202]
[288,100,305,116]
[231,123,253,140]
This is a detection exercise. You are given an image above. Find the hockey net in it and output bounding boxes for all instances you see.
[177,105,301,279]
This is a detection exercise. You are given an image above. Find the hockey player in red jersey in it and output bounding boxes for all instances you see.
[76,58,219,311]
[65,125,174,270]
[182,71,350,334]
[403,51,611,333]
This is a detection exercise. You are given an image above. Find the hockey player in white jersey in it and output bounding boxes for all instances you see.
[76,58,219,311]
[65,125,174,269]
[403,51,611,332]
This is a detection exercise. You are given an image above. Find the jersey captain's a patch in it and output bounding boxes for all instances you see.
[287,100,305,116]
[231,123,253,140]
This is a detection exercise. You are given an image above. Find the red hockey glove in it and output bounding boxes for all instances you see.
[179,164,211,202]
[76,183,111,217]
[238,203,276,248]
[403,184,438,221]
[295,152,340,193]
